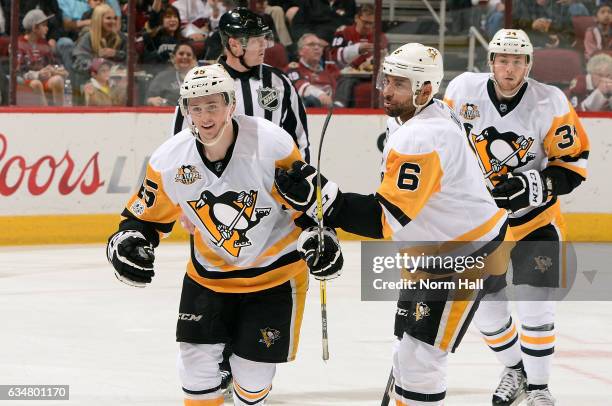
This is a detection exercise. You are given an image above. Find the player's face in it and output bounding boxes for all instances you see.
[491,54,529,93]
[381,74,415,118]
[188,94,233,142]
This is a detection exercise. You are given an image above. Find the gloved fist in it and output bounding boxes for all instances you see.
[491,169,550,213]
[107,230,155,288]
[297,227,344,280]
[274,161,340,220]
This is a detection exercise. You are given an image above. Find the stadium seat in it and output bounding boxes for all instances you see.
[531,49,583,87]
[264,42,288,69]
[353,81,373,107]
[572,15,596,54]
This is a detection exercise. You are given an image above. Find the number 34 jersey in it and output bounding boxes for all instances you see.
[444,72,590,240]
[378,99,508,243]
[122,115,305,293]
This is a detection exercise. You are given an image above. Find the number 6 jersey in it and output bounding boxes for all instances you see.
[444,72,590,240]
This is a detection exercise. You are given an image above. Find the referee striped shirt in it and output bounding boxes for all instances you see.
[173,57,310,162]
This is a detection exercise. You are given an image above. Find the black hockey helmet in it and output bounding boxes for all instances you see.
[219,7,273,48]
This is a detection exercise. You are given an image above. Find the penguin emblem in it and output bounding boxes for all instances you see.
[187,190,271,257]
[464,123,535,184]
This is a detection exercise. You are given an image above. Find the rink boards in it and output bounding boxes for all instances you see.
[0,108,610,245]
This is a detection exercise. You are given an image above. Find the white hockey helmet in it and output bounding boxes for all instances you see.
[488,29,533,67]
[380,43,444,109]
[488,29,533,97]
[179,64,236,144]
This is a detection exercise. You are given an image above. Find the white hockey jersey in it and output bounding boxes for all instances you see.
[377,99,508,243]
[444,72,590,240]
[122,115,306,293]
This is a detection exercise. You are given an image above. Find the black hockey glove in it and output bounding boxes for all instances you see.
[106,230,155,288]
[297,227,344,280]
[274,161,340,221]
[491,170,551,213]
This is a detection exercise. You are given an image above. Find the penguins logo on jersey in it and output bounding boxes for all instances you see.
[175,165,201,185]
[414,302,431,321]
[459,103,480,120]
[465,123,535,182]
[187,190,271,257]
[534,256,553,273]
[259,327,281,348]
[257,87,280,111]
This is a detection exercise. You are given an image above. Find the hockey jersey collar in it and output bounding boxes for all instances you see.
[195,119,239,178]
[219,56,261,80]
[486,79,528,117]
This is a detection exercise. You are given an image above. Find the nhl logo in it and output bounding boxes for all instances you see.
[413,302,431,321]
[460,103,480,120]
[257,87,280,111]
[175,165,201,185]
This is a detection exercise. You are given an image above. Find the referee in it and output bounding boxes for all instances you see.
[173,7,310,162]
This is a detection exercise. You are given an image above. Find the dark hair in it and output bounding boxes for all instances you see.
[357,4,375,16]
[162,5,180,20]
[173,41,196,56]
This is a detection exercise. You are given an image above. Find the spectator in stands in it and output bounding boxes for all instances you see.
[83,57,125,105]
[255,0,293,47]
[143,5,185,70]
[290,0,342,44]
[566,52,612,110]
[73,3,126,102]
[330,4,388,107]
[145,42,197,106]
[17,9,68,106]
[331,0,357,27]
[486,0,506,39]
[173,0,226,41]
[585,3,611,59]
[19,1,75,76]
[286,33,339,107]
[513,0,589,48]
[58,0,121,37]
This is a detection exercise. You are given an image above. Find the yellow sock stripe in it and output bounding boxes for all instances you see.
[233,382,271,402]
[483,324,517,346]
[520,334,556,345]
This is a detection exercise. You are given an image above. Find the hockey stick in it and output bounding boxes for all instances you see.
[314,104,334,361]
[381,368,395,406]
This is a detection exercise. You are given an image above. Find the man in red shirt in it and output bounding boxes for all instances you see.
[285,33,339,107]
[329,4,388,107]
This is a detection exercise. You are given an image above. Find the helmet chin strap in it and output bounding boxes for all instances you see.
[489,58,531,99]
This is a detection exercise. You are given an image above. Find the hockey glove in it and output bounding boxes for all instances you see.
[274,161,340,220]
[491,170,550,213]
[297,227,344,280]
[107,230,155,288]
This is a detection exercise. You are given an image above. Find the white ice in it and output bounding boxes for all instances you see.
[1,242,611,405]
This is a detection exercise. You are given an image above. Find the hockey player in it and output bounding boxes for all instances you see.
[444,29,590,405]
[106,64,341,406]
[274,43,513,406]
[172,7,309,162]
[173,8,312,392]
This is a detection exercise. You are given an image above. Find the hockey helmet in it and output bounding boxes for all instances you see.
[219,8,273,50]
[379,43,444,108]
